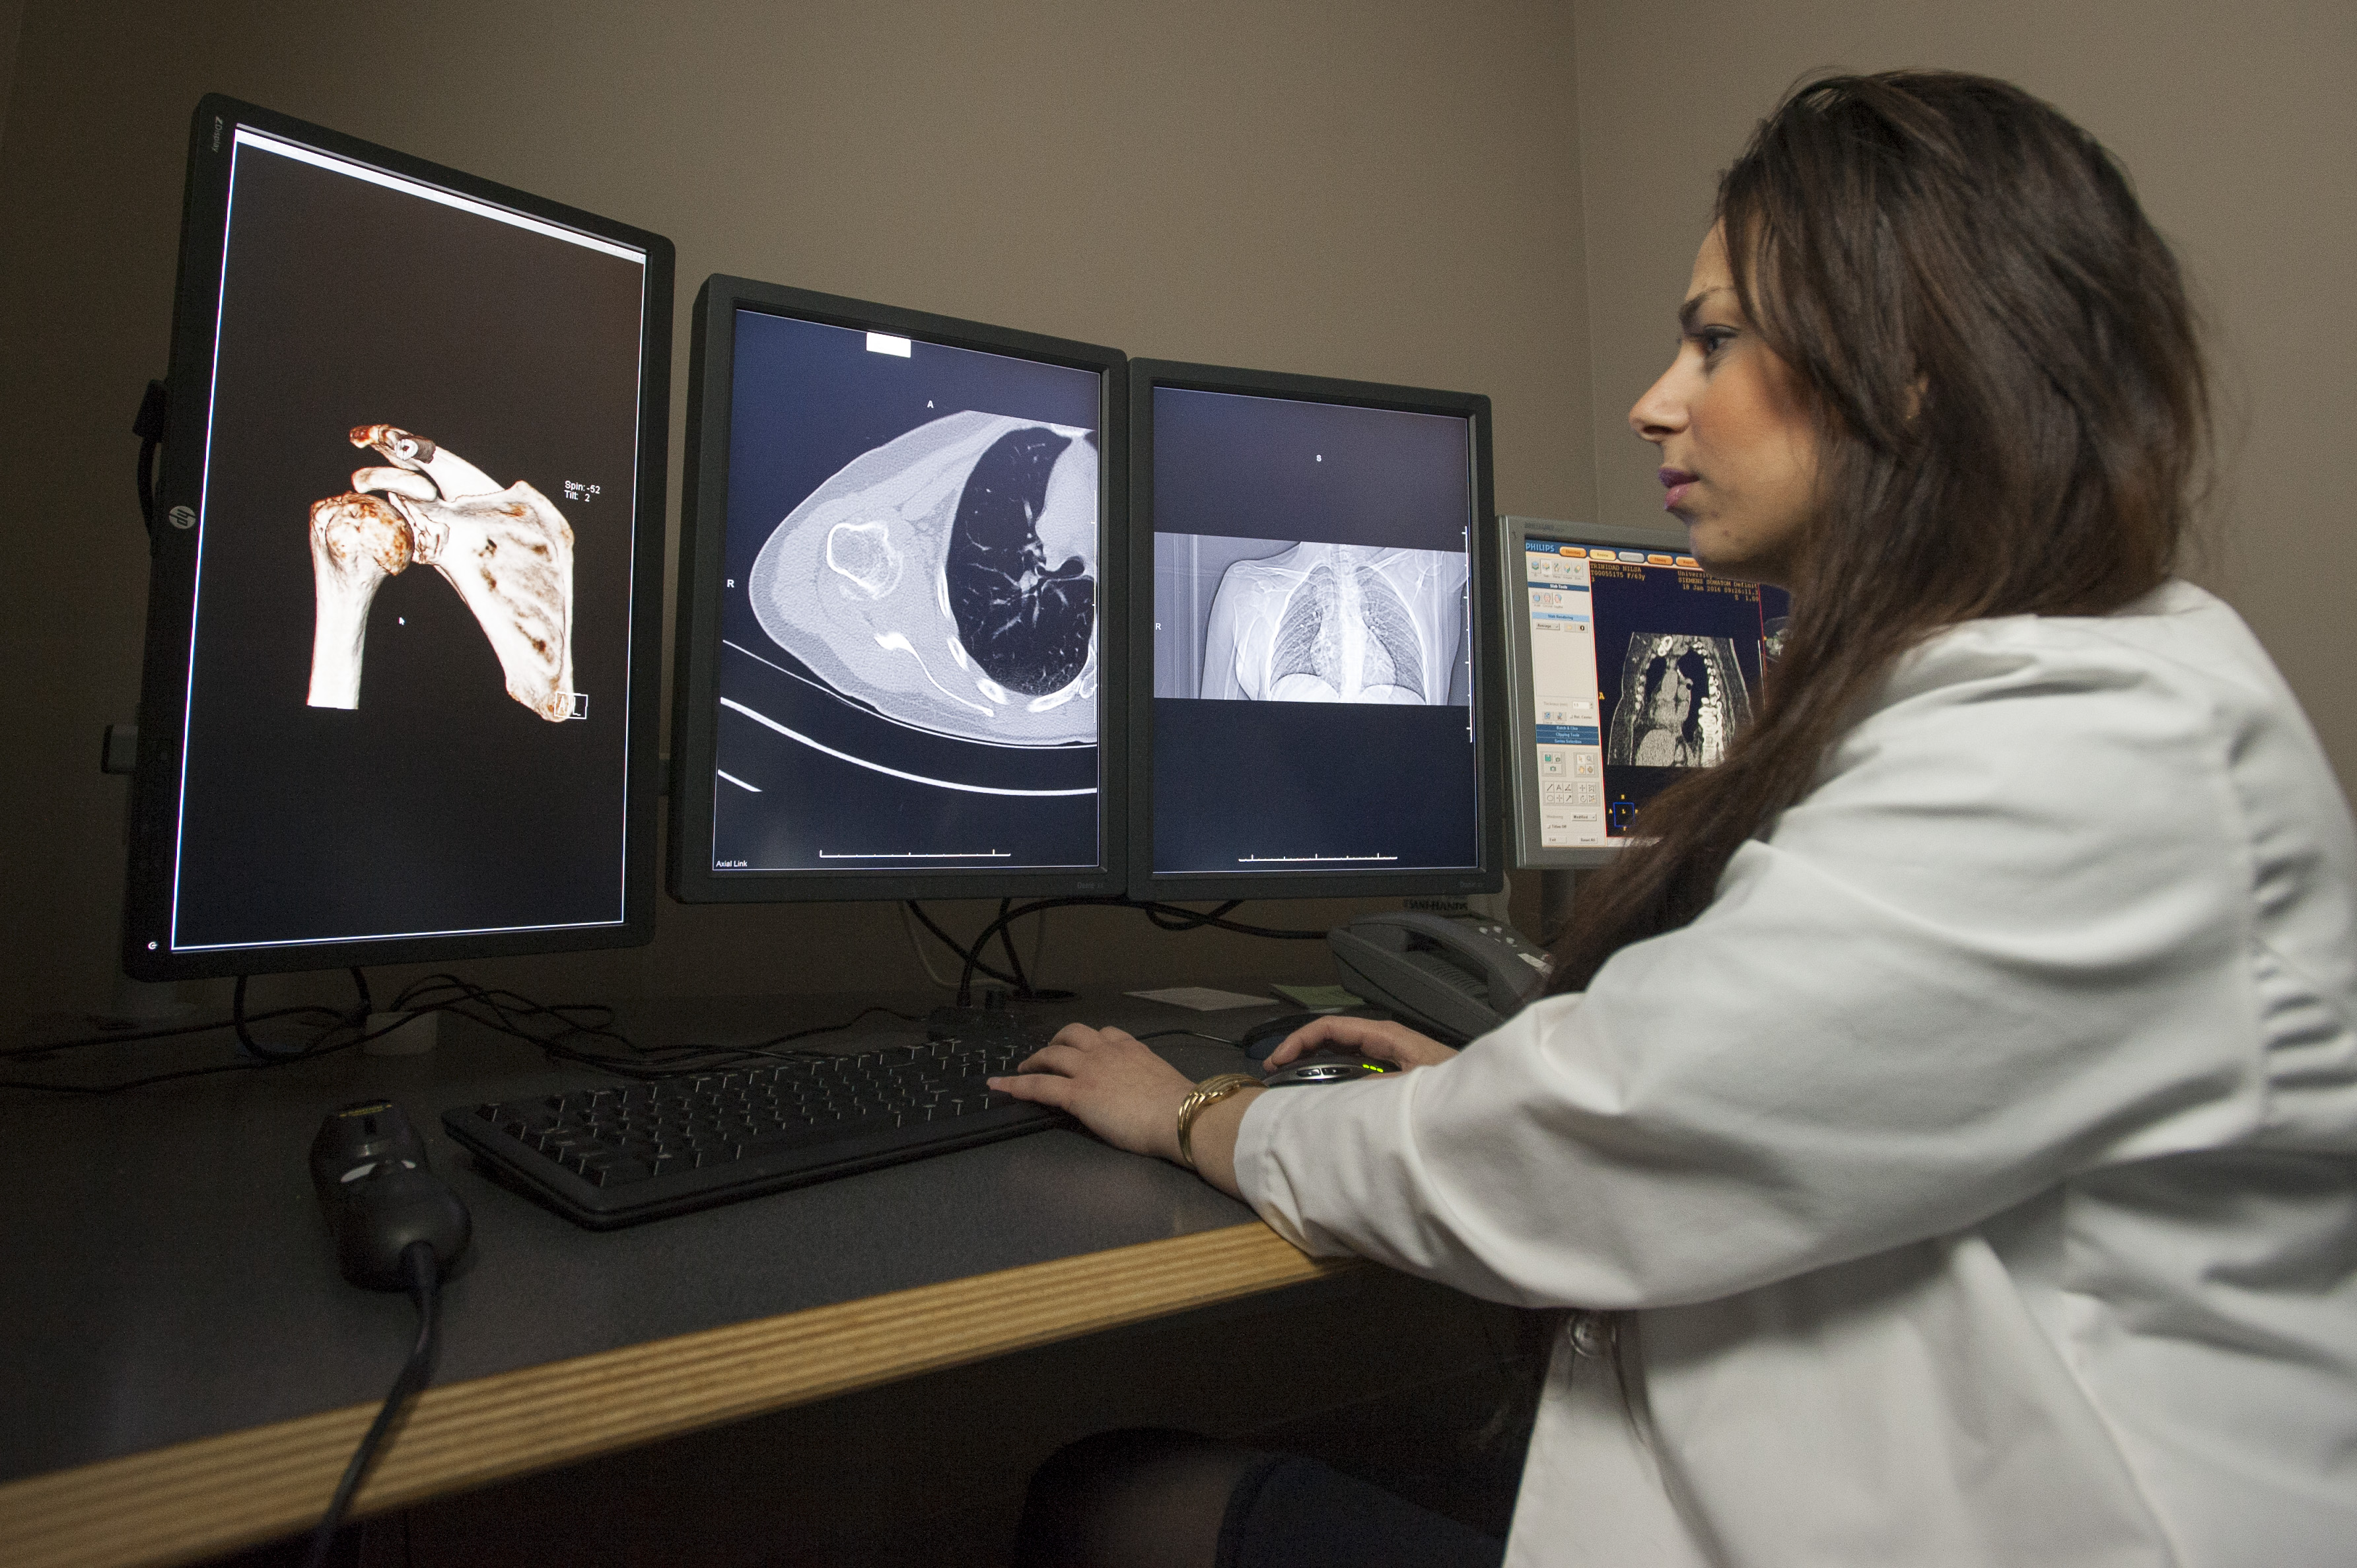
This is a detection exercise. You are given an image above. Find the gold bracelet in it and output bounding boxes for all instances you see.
[1175,1073,1261,1170]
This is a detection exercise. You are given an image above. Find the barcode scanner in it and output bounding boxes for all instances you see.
[301,1100,471,1567]
[310,1099,470,1289]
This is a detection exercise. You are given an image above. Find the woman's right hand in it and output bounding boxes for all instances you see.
[1262,1015,1458,1071]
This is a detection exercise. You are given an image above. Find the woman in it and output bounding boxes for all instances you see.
[994,71,2357,1567]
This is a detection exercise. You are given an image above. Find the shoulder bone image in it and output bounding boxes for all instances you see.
[306,425,579,722]
[1199,543,1467,703]
[1605,633,1753,768]
[747,411,1098,745]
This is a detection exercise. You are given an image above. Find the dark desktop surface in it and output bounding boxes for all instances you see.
[0,986,1284,1485]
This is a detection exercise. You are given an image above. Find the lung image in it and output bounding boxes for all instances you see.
[748,410,1097,745]
[1190,541,1467,704]
[946,426,1094,698]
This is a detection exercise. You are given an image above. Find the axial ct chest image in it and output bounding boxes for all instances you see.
[748,409,1100,745]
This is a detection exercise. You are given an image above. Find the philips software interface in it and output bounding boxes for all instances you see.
[1137,369,1498,897]
[672,281,1123,899]
[1507,518,1788,862]
[124,97,670,976]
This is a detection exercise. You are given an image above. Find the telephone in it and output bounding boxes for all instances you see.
[1326,910,1554,1045]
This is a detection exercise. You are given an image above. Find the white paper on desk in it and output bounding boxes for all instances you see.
[1125,986,1275,1012]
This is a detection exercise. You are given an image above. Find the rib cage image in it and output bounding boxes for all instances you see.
[1604,632,1752,768]
[746,410,1098,746]
[1198,543,1466,703]
[306,425,579,722]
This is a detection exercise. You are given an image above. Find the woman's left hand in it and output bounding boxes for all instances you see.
[988,1023,1198,1163]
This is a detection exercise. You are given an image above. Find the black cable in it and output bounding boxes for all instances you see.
[389,977,654,1074]
[920,896,1333,1008]
[1,1011,399,1094]
[2,1003,347,1061]
[0,1043,365,1095]
[995,897,1031,996]
[1143,899,1243,932]
[1143,903,1330,941]
[384,974,919,1079]
[349,967,373,1025]
[302,1241,440,1568]
[982,898,1080,1002]
[1,979,917,1095]
[234,974,310,1062]
[956,896,1129,1006]
[904,902,1021,989]
[952,897,1331,1007]
[908,899,1076,1004]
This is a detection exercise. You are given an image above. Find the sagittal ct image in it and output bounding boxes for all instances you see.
[712,314,1104,872]
[748,410,1098,743]
[1156,535,1468,704]
[1605,634,1753,768]
[307,424,580,722]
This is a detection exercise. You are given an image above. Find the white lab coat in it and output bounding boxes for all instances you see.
[1236,581,2357,1566]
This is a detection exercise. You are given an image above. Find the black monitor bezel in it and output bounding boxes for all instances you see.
[667,276,1129,904]
[122,94,676,980]
[1123,360,1506,903]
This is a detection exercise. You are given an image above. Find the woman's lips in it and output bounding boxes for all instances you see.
[1658,467,1697,510]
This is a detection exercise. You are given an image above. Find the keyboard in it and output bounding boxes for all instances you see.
[440,1009,1063,1229]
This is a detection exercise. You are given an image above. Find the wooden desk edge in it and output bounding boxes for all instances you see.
[2,1222,1347,1568]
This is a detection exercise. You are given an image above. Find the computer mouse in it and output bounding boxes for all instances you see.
[1236,1012,1337,1062]
[1261,1052,1397,1087]
[312,1100,472,1291]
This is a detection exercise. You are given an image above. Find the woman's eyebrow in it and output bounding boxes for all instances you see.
[1678,287,1735,331]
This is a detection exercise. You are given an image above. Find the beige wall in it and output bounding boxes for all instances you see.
[0,1,1587,1028]
[1572,0,2357,790]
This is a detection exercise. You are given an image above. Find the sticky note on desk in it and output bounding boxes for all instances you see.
[1125,986,1274,1012]
[1271,984,1365,1009]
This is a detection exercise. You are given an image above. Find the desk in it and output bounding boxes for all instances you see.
[0,989,1374,1568]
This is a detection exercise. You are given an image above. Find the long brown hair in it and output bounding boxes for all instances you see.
[1550,71,2209,992]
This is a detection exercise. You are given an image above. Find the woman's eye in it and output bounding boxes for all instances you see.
[1697,327,1736,360]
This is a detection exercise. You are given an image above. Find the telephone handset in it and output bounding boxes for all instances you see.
[1326,910,1554,1045]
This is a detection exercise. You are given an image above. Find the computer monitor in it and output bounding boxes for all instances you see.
[121,96,674,980]
[1500,516,1791,867]
[668,278,1127,902]
[1127,361,1505,901]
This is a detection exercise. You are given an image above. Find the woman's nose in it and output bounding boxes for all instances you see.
[1630,360,1685,443]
